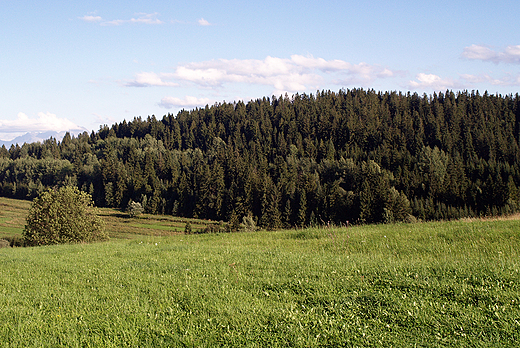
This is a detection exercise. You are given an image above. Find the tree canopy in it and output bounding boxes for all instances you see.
[23,186,107,245]
[3,89,520,228]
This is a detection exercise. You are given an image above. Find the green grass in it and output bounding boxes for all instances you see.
[0,197,519,346]
[0,197,31,238]
[0,196,212,241]
[97,207,213,239]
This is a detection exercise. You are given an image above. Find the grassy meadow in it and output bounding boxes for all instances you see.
[0,197,519,346]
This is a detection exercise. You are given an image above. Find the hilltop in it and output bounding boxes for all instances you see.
[0,89,519,228]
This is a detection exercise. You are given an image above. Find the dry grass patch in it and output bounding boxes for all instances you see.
[460,212,520,223]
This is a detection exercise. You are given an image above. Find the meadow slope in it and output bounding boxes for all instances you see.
[0,202,519,346]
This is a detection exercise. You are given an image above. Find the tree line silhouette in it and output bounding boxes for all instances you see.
[1,89,519,229]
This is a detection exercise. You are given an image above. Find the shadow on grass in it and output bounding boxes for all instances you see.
[101,212,132,219]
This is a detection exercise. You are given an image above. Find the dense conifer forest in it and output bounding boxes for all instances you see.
[1,89,519,229]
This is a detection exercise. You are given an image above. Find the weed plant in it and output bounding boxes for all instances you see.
[0,219,519,346]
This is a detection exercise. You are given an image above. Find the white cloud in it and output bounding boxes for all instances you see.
[462,44,520,64]
[79,15,103,22]
[81,12,163,26]
[461,73,520,87]
[198,18,211,26]
[461,45,496,62]
[377,68,394,78]
[137,55,394,94]
[409,73,464,91]
[130,12,163,24]
[290,55,350,71]
[158,96,212,109]
[169,56,325,94]
[125,72,178,87]
[0,112,85,134]
[460,74,496,84]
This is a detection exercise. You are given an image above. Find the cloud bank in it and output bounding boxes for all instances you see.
[158,96,213,109]
[121,48,520,112]
[462,44,520,64]
[125,72,178,87]
[0,112,85,134]
[460,73,520,86]
[127,55,395,98]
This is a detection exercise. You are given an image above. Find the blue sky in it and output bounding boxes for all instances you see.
[1,0,520,140]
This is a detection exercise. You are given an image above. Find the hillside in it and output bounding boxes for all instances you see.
[0,89,519,228]
[1,210,519,346]
[0,197,218,245]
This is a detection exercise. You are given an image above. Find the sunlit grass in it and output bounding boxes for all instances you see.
[0,197,30,238]
[0,218,519,346]
[0,196,214,241]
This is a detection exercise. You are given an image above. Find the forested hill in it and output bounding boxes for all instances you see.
[1,89,520,229]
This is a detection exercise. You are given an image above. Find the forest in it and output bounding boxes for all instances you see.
[0,89,519,229]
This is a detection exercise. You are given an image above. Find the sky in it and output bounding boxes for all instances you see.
[1,0,520,141]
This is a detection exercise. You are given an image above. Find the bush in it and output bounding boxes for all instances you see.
[23,186,108,246]
[241,215,258,232]
[127,200,144,217]
[3,235,25,247]
[204,222,228,233]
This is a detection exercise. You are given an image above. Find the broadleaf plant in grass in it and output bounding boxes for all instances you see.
[23,186,107,246]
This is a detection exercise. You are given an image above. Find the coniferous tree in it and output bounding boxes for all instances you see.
[0,89,519,227]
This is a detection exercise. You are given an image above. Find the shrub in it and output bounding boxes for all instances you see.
[23,186,108,246]
[241,215,258,232]
[127,200,144,218]
[204,222,228,233]
[3,236,25,247]
[184,222,192,234]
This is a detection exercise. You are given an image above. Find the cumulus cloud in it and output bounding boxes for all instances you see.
[290,55,350,71]
[172,56,323,91]
[409,73,464,91]
[198,18,211,26]
[125,72,178,87]
[0,112,85,135]
[462,44,520,64]
[158,96,212,109]
[130,55,394,94]
[79,15,103,22]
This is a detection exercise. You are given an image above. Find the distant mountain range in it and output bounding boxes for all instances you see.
[0,130,88,148]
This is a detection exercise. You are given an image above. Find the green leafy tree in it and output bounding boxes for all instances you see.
[23,186,107,246]
[384,187,412,223]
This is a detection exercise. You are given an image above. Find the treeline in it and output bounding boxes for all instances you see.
[1,89,520,229]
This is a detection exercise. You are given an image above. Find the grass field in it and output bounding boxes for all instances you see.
[0,196,214,243]
[0,197,519,346]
